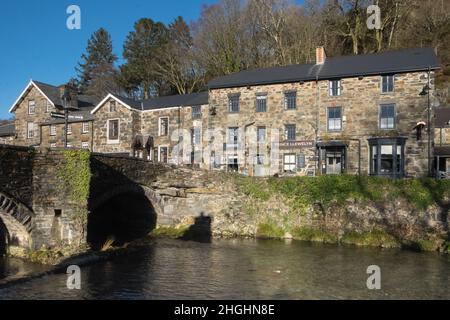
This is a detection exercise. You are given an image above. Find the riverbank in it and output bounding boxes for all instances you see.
[224,175,450,253]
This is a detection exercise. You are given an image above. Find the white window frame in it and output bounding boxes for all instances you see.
[28,100,35,115]
[81,142,90,150]
[66,143,73,148]
[27,122,34,139]
[158,146,169,163]
[327,106,343,132]
[107,118,120,144]
[67,124,72,135]
[256,95,267,113]
[329,80,342,97]
[159,117,169,137]
[82,122,89,134]
[283,154,297,172]
[50,125,56,136]
[50,143,57,148]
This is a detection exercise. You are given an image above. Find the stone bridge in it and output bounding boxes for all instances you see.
[0,145,247,253]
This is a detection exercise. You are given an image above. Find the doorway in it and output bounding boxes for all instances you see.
[326,151,343,175]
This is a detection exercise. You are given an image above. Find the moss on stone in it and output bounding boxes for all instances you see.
[256,222,285,239]
[291,227,338,244]
[151,226,190,239]
[341,230,401,248]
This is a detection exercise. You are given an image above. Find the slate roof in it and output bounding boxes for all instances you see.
[0,123,15,137]
[32,81,99,110]
[435,107,450,128]
[110,91,209,112]
[208,47,441,89]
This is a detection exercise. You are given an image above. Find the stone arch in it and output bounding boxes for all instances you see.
[87,185,162,250]
[0,192,34,250]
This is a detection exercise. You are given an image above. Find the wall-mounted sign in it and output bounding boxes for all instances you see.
[275,140,315,149]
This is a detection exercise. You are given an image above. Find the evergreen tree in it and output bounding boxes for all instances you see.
[76,28,119,97]
[120,18,169,99]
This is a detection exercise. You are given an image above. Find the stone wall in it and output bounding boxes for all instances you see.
[41,122,93,149]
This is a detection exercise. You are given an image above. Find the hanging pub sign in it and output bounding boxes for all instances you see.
[275,140,315,150]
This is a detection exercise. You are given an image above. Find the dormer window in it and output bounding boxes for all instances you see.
[28,100,35,115]
[110,100,117,112]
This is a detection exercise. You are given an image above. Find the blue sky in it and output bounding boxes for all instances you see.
[0,0,220,119]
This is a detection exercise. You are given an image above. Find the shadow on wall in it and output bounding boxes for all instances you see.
[0,218,8,256]
[181,212,212,243]
[87,158,158,251]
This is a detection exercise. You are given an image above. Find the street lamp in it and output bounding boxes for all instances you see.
[419,67,432,177]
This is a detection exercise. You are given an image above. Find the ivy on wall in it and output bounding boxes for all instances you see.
[56,150,91,243]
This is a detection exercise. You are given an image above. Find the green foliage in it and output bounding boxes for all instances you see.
[76,28,118,96]
[291,227,338,244]
[341,230,401,248]
[57,150,91,242]
[236,175,450,212]
[151,226,190,239]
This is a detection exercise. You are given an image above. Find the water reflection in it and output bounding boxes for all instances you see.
[0,239,449,300]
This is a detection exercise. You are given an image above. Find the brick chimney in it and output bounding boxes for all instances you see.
[316,46,326,65]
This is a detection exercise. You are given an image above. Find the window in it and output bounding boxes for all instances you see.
[228,127,239,145]
[329,80,342,96]
[381,75,395,93]
[328,107,342,131]
[380,104,395,129]
[27,122,34,139]
[66,143,73,148]
[82,122,89,134]
[159,117,169,136]
[110,100,117,112]
[108,119,119,141]
[50,125,56,136]
[369,138,406,177]
[192,106,202,119]
[66,124,72,135]
[285,124,296,141]
[284,154,297,172]
[257,126,266,143]
[82,142,90,150]
[50,143,56,148]
[159,146,168,163]
[229,95,240,113]
[28,100,35,115]
[256,95,267,112]
[191,127,201,145]
[297,154,306,169]
[284,92,297,110]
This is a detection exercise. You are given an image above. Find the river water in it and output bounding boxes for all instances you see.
[0,239,449,300]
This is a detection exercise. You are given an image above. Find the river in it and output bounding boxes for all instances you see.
[0,239,449,300]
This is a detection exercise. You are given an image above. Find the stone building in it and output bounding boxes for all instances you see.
[3,47,443,178]
[0,123,15,144]
[434,107,450,175]
[207,47,441,178]
[7,80,98,150]
[90,92,209,163]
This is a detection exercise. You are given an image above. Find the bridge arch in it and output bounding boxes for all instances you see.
[87,185,161,250]
[0,192,34,253]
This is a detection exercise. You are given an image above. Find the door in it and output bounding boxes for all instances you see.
[326,152,342,175]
